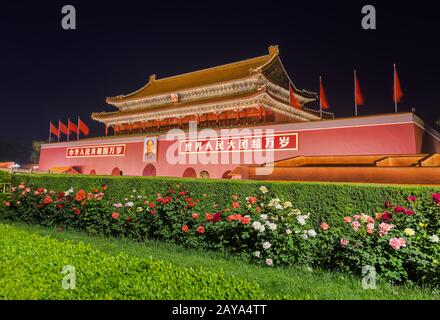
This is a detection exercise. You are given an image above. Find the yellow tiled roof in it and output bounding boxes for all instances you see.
[106,46,280,104]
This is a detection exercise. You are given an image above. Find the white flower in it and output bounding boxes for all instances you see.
[268,223,277,231]
[283,201,292,208]
[259,186,268,194]
[262,242,271,250]
[290,209,301,216]
[301,233,308,240]
[286,229,292,235]
[430,235,439,243]
[254,251,261,258]
[132,189,137,193]
[125,202,134,207]
[260,214,268,220]
[297,215,307,226]
[265,258,273,266]
[252,221,262,230]
[404,228,415,237]
[64,187,74,196]
[136,207,143,212]
[259,225,266,233]
[268,198,281,207]
[275,204,283,210]
[137,195,143,199]
[307,229,317,237]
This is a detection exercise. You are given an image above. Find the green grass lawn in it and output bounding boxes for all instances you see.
[1,221,439,300]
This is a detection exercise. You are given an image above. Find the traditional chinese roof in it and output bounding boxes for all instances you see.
[93,45,322,126]
[105,45,316,107]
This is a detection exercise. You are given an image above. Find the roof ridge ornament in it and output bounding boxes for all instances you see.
[149,74,156,82]
[268,45,279,56]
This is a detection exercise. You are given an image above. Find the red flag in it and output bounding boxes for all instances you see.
[354,71,364,106]
[68,119,78,134]
[50,122,59,137]
[59,120,69,136]
[393,64,403,103]
[78,118,90,136]
[289,82,301,109]
[319,77,330,110]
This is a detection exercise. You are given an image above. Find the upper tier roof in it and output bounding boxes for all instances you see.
[106,45,313,105]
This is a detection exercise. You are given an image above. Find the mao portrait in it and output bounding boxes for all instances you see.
[143,137,157,162]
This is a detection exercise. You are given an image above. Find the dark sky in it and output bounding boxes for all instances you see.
[1,0,440,160]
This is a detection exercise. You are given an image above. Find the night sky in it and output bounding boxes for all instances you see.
[1,1,440,163]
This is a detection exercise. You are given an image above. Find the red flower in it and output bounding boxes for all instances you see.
[102,185,108,191]
[247,197,257,204]
[127,216,132,222]
[4,201,11,207]
[37,187,45,193]
[205,212,214,221]
[240,217,251,225]
[43,196,53,205]
[188,202,195,208]
[384,201,393,208]
[227,214,242,222]
[192,213,199,219]
[157,197,163,203]
[320,222,330,231]
[406,195,417,202]
[213,212,222,222]
[181,224,190,233]
[255,206,262,213]
[74,209,81,215]
[186,197,192,203]
[75,189,87,202]
[57,203,63,209]
[232,202,240,209]
[149,203,155,208]
[150,210,156,215]
[179,191,187,196]
[196,225,205,235]
[111,212,119,220]
[404,209,415,216]
[58,192,65,198]
[18,183,25,190]
[381,212,391,221]
[394,206,405,213]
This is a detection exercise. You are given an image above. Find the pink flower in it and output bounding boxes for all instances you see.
[4,201,11,207]
[343,217,352,223]
[389,237,407,250]
[265,258,273,266]
[181,224,189,233]
[256,207,262,213]
[432,193,440,205]
[353,215,361,220]
[232,202,240,209]
[407,195,417,202]
[384,201,393,208]
[352,220,361,232]
[379,222,393,236]
[247,197,257,204]
[192,213,199,219]
[196,225,205,235]
[113,203,123,208]
[320,222,329,231]
[366,223,375,234]
[367,217,375,224]
[18,183,25,190]
[25,188,31,193]
[340,239,349,246]
[111,212,119,220]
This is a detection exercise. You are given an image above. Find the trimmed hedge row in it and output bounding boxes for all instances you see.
[0,223,264,299]
[11,173,440,224]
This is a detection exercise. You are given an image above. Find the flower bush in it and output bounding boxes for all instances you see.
[1,182,439,287]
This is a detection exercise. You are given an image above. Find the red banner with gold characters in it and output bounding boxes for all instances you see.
[66,144,126,158]
[179,132,298,154]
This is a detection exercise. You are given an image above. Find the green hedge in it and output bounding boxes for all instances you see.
[0,223,264,299]
[11,173,440,224]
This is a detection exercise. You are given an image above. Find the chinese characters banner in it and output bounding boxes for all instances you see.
[66,144,126,158]
[179,132,298,154]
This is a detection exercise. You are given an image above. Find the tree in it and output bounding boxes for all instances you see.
[30,140,44,164]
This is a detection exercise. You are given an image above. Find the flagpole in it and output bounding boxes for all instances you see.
[67,118,70,142]
[77,116,80,141]
[319,76,323,119]
[394,64,398,113]
[354,70,358,117]
[48,121,51,143]
[58,120,60,142]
